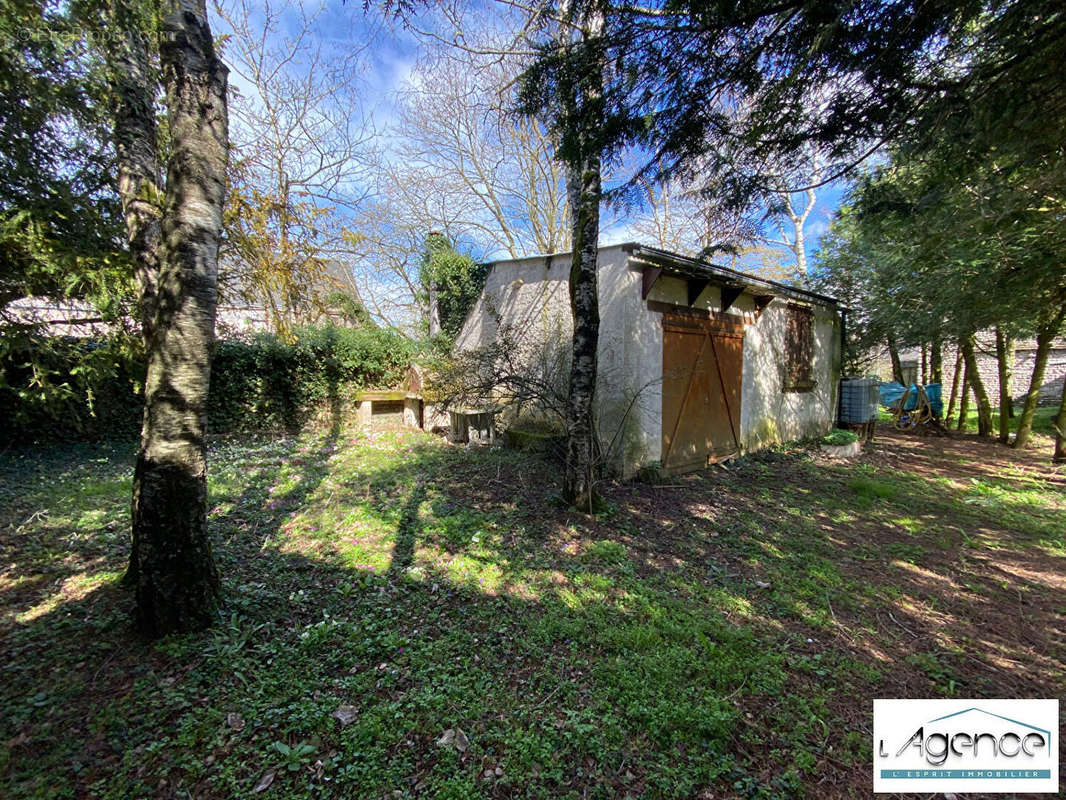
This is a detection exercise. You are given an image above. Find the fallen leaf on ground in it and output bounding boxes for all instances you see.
[436,727,470,752]
[253,770,275,793]
[226,712,245,731]
[454,728,470,752]
[332,705,358,726]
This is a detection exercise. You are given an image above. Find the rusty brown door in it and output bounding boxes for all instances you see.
[662,313,743,472]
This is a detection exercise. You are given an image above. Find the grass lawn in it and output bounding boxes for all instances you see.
[954,403,1061,439]
[881,402,1061,441]
[1,424,1064,799]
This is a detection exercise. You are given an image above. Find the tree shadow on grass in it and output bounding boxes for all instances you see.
[387,476,426,578]
[1,432,782,797]
[3,426,1064,800]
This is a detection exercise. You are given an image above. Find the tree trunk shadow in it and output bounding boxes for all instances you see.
[388,477,427,577]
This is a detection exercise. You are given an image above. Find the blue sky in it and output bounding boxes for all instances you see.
[209,1,850,270]
[796,183,847,260]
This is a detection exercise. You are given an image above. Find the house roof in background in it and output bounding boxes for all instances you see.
[3,298,272,337]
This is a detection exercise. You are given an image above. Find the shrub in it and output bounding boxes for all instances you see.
[209,325,416,434]
[821,428,860,446]
[0,335,145,443]
[2,324,416,443]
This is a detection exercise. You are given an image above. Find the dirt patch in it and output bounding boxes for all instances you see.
[586,427,1065,797]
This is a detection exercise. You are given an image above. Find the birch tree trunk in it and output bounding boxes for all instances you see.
[108,2,163,588]
[130,0,228,636]
[1013,303,1065,449]
[560,10,604,512]
[959,334,993,437]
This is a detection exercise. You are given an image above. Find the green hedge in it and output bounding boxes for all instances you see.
[209,326,415,433]
[0,336,145,443]
[1,325,415,444]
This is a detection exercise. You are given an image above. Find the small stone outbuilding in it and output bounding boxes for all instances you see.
[455,243,843,475]
[354,365,449,432]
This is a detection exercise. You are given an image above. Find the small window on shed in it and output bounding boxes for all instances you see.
[784,304,815,392]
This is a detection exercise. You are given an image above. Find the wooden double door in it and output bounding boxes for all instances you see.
[661,313,744,473]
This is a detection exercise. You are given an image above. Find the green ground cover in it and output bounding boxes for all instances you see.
[1,425,1063,799]
[880,403,1059,439]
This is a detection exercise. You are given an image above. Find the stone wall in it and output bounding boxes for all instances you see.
[879,336,1066,408]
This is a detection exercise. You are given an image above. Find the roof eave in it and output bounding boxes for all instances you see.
[626,243,839,307]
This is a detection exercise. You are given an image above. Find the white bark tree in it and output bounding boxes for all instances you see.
[110,0,230,636]
[761,143,825,283]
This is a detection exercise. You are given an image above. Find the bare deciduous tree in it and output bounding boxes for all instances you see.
[348,28,571,331]
[391,49,570,258]
[759,143,826,283]
[625,171,758,258]
[430,318,571,422]
[212,0,374,334]
[343,202,440,332]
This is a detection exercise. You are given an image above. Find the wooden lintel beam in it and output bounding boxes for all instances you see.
[687,278,710,307]
[720,285,744,313]
[648,300,710,319]
[641,266,663,300]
